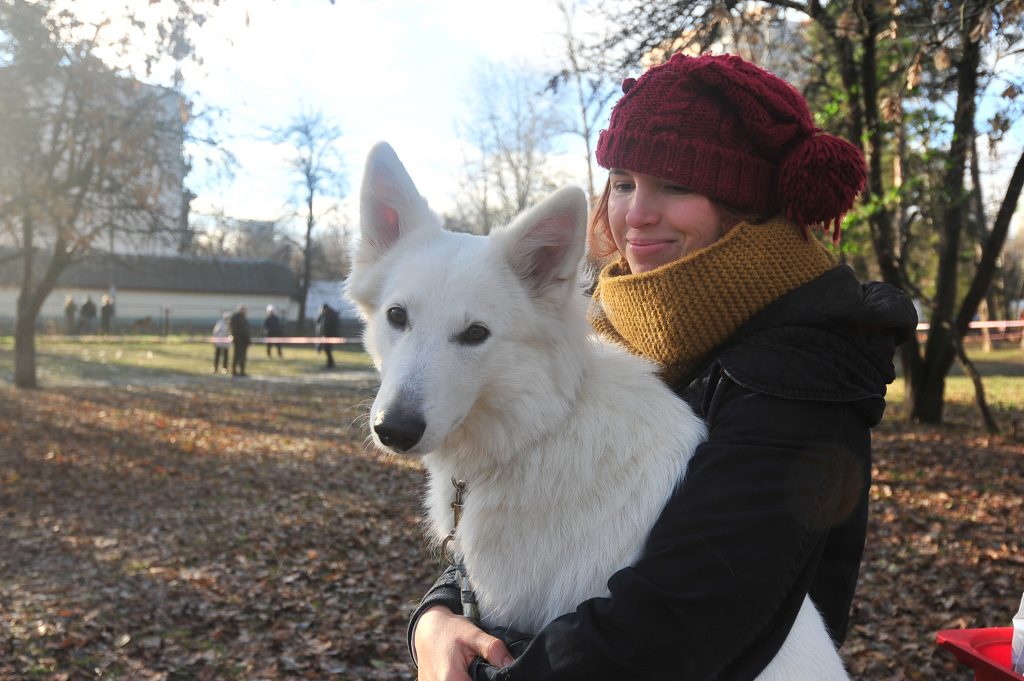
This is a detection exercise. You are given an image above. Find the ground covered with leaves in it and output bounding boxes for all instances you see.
[1,347,1022,680]
[847,398,1024,680]
[1,374,439,680]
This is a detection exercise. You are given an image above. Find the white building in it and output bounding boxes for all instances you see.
[0,70,316,334]
[0,252,299,335]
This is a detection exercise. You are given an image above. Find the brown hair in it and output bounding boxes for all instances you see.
[586,179,616,263]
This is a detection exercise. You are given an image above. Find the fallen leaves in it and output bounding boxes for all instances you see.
[1,380,436,680]
[0,379,1021,679]
[846,406,1024,680]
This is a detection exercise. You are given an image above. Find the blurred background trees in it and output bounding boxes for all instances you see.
[449,63,572,235]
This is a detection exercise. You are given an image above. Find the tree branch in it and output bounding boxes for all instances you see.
[956,146,1024,334]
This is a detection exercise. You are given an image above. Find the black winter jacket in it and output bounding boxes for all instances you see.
[264,312,284,337]
[229,311,251,347]
[316,306,341,337]
[408,266,917,681]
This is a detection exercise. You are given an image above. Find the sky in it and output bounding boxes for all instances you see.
[67,0,600,230]
[174,0,594,227]
[55,1,1024,238]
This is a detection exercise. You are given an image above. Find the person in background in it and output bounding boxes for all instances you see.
[315,303,340,369]
[264,304,284,358]
[211,312,231,374]
[100,294,115,334]
[78,295,97,334]
[229,305,251,377]
[64,295,77,335]
[409,52,918,681]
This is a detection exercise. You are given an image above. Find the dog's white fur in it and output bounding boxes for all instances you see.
[347,142,849,681]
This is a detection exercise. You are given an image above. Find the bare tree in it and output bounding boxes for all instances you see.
[190,214,296,264]
[451,63,574,235]
[310,217,354,281]
[550,0,623,202]
[0,0,216,388]
[270,109,346,333]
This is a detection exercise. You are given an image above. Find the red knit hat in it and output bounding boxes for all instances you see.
[596,53,866,242]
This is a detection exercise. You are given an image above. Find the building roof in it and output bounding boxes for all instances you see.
[0,251,299,297]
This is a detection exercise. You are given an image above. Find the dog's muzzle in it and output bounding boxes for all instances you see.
[373,407,426,452]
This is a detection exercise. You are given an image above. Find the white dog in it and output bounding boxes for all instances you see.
[347,142,849,681]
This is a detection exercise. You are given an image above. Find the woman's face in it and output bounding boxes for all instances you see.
[607,169,728,274]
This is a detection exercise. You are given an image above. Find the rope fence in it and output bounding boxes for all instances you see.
[916,320,1024,346]
[916,320,1024,330]
[208,337,360,345]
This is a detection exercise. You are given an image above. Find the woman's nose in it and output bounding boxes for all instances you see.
[625,191,658,229]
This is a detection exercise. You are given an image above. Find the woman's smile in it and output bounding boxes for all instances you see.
[626,237,678,261]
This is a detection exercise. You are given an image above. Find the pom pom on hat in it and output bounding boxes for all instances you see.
[779,131,867,244]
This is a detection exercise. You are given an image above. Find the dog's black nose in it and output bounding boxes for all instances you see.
[374,411,426,452]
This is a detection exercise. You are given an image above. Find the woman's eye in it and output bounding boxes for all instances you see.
[612,181,634,193]
[457,323,490,346]
[386,306,407,328]
[665,184,692,194]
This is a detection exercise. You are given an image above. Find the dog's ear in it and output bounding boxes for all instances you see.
[499,186,588,296]
[357,142,436,263]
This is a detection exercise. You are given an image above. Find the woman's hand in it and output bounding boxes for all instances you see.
[414,605,513,681]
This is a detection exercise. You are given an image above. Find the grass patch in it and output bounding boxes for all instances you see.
[885,346,1024,427]
[0,335,374,386]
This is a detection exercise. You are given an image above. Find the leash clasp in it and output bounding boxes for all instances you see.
[442,477,468,567]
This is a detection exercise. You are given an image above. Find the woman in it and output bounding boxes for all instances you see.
[211,312,231,374]
[409,53,917,681]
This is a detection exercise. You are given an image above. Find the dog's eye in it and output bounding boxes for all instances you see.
[386,306,408,328]
[457,323,490,346]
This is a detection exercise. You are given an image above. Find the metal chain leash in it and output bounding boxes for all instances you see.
[440,477,480,624]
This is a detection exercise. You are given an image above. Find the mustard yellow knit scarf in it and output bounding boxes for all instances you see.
[588,218,837,387]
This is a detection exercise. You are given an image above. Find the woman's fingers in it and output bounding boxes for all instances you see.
[415,606,514,681]
[467,626,513,668]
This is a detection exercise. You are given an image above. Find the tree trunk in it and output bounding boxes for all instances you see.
[859,1,903,288]
[953,330,999,433]
[14,212,38,389]
[298,190,314,335]
[13,213,73,388]
[912,357,947,422]
[14,302,38,389]
[910,0,984,423]
[899,334,924,409]
[956,146,1024,333]
[978,300,992,352]
[969,134,1004,324]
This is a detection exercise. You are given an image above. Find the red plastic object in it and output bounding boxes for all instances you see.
[936,627,1021,680]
